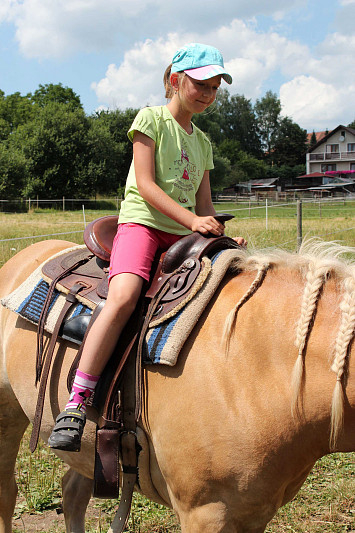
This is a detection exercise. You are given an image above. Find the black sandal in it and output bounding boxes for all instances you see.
[48,408,86,452]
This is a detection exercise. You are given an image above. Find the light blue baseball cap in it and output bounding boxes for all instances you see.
[171,43,232,85]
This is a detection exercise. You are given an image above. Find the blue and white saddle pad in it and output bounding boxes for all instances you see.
[1,246,242,366]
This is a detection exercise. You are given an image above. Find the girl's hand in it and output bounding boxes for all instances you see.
[191,215,225,236]
[233,236,247,247]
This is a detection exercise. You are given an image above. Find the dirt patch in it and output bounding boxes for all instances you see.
[12,500,102,533]
[12,509,65,533]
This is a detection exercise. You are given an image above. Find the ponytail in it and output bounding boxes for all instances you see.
[163,64,174,99]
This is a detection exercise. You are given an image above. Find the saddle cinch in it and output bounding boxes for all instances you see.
[31,213,239,530]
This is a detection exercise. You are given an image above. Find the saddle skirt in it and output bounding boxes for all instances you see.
[0,245,93,337]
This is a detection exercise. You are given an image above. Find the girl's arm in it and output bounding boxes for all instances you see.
[133,131,224,236]
[195,171,247,246]
[195,170,216,216]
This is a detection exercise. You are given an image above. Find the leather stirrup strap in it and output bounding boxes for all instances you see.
[108,433,137,533]
[36,253,92,383]
[108,353,139,533]
[30,283,85,453]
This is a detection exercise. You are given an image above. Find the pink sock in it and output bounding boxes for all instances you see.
[65,369,100,413]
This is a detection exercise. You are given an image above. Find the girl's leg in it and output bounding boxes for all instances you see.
[48,273,143,451]
[48,223,181,451]
[77,272,144,376]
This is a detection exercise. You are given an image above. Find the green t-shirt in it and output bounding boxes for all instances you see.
[118,105,214,235]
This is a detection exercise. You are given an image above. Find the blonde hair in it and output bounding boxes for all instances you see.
[163,64,185,99]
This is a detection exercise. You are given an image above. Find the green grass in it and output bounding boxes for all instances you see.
[1,199,354,267]
[13,429,354,532]
[2,203,355,531]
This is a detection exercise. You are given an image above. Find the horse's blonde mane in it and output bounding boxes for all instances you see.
[222,238,355,449]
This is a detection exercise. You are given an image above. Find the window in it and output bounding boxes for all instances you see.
[321,164,336,172]
[351,163,355,170]
[326,144,339,153]
[347,143,355,152]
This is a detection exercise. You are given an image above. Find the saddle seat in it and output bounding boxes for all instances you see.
[83,215,119,262]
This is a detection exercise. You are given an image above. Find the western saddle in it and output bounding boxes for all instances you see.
[30,214,239,531]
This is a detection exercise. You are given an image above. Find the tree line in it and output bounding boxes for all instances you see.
[0,82,339,200]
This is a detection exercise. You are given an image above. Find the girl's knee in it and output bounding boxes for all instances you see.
[105,295,137,317]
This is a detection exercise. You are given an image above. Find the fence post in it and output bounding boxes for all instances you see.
[319,199,322,218]
[297,199,302,250]
[28,198,31,212]
[265,198,268,230]
[82,205,86,228]
[63,196,65,211]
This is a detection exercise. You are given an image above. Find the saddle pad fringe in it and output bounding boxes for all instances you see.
[145,248,241,366]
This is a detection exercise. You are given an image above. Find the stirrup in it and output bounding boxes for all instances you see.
[48,408,86,452]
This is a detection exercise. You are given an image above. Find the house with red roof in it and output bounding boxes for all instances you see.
[306,125,355,175]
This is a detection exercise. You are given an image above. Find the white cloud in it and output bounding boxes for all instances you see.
[335,1,355,35]
[13,0,128,58]
[5,0,306,59]
[2,0,355,130]
[280,76,354,130]
[92,37,181,109]
[0,0,18,22]
[91,19,310,109]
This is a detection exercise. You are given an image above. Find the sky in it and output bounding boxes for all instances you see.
[0,0,354,132]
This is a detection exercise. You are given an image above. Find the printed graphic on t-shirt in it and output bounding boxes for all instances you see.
[172,139,200,204]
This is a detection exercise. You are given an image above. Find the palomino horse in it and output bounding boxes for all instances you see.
[0,239,354,533]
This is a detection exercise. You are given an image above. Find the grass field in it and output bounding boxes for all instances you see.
[1,200,354,532]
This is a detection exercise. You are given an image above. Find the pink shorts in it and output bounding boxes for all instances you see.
[109,223,183,282]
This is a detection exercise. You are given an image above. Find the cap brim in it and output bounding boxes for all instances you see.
[184,64,232,85]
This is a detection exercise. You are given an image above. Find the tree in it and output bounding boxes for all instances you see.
[265,163,306,182]
[0,92,36,138]
[209,153,232,192]
[254,90,281,159]
[233,152,267,182]
[216,139,242,166]
[217,90,262,156]
[0,143,28,199]
[309,130,317,150]
[90,108,138,186]
[271,117,308,167]
[215,139,267,184]
[13,102,89,198]
[76,117,128,197]
[30,83,83,109]
[348,119,355,129]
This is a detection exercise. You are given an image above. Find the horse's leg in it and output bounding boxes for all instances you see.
[0,397,28,533]
[178,504,267,533]
[62,469,92,533]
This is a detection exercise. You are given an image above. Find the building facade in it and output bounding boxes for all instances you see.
[306,125,355,175]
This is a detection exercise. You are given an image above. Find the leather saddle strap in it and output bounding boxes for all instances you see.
[36,254,92,383]
[108,436,137,533]
[109,352,139,533]
[30,283,86,453]
[98,329,139,425]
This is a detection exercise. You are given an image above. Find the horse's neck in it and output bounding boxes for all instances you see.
[212,269,355,454]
